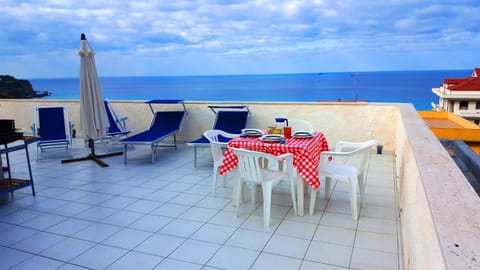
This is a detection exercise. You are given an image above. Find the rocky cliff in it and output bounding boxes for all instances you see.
[0,75,50,98]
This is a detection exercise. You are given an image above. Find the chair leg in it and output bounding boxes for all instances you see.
[358,173,366,208]
[193,146,198,168]
[235,177,243,218]
[289,178,298,216]
[324,176,332,199]
[309,187,317,216]
[262,181,273,227]
[212,166,219,197]
[232,169,239,206]
[348,177,359,220]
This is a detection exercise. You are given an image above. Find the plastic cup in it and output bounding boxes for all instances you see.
[283,127,292,138]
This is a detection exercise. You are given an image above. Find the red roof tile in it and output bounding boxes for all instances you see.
[443,68,480,91]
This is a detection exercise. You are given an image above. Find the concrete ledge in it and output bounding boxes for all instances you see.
[397,104,480,270]
[440,139,480,194]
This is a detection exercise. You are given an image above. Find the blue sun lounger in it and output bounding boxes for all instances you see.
[33,106,73,160]
[187,105,249,167]
[104,100,130,141]
[119,100,186,164]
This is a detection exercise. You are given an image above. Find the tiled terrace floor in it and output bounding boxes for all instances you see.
[0,139,401,270]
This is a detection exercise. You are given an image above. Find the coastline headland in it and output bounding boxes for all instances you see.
[0,75,50,98]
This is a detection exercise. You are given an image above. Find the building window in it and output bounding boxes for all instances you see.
[459,101,469,110]
[476,101,480,110]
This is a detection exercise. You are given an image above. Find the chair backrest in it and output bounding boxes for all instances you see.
[231,147,293,184]
[203,130,229,163]
[35,106,69,141]
[149,111,185,132]
[213,110,249,134]
[104,100,128,133]
[330,140,377,173]
[289,119,314,131]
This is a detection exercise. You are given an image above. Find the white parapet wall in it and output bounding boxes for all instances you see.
[395,104,480,270]
[1,99,479,269]
[0,99,397,150]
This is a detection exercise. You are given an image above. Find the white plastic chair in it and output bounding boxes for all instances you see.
[231,147,297,227]
[203,130,240,196]
[289,119,314,131]
[310,139,377,220]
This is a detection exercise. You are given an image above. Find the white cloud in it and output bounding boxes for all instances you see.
[1,0,479,77]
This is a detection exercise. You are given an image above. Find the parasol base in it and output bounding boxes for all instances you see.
[61,152,123,167]
[61,138,123,167]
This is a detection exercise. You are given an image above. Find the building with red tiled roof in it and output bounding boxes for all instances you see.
[432,68,480,125]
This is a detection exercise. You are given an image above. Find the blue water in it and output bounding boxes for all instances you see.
[29,70,470,111]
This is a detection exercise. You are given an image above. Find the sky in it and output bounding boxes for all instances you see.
[1,0,480,78]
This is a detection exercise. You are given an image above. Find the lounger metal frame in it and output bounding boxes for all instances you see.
[33,106,73,160]
[119,100,186,164]
[187,105,249,167]
[101,100,131,145]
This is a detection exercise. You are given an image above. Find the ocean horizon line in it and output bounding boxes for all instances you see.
[25,68,470,80]
[28,69,472,111]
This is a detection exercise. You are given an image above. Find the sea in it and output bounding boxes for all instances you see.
[28,70,471,111]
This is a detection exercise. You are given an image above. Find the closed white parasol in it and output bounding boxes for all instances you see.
[62,33,122,167]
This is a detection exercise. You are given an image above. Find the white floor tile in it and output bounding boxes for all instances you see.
[151,203,190,217]
[240,215,281,232]
[350,247,399,270]
[209,210,248,228]
[71,244,128,269]
[21,212,66,230]
[74,222,122,243]
[355,231,398,253]
[179,206,219,222]
[305,241,352,267]
[300,260,348,270]
[0,246,32,269]
[40,238,96,262]
[191,223,236,244]
[12,231,66,253]
[154,258,202,270]
[264,234,310,259]
[124,199,163,214]
[207,245,259,270]
[360,205,397,220]
[106,250,164,270]
[313,225,355,247]
[45,218,93,236]
[169,193,206,206]
[276,220,317,240]
[195,196,231,210]
[75,205,118,222]
[226,228,272,251]
[0,225,38,246]
[134,233,185,257]
[128,214,173,232]
[158,219,204,238]
[10,255,64,270]
[170,239,221,265]
[2,208,41,225]
[358,216,397,235]
[102,228,153,249]
[101,209,144,227]
[251,252,302,270]
[319,212,358,230]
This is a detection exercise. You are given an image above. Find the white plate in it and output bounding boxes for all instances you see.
[292,131,314,138]
[260,134,284,142]
[242,128,264,137]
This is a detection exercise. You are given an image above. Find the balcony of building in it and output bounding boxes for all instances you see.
[0,100,478,270]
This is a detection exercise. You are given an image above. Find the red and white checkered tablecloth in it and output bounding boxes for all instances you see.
[219,132,329,189]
